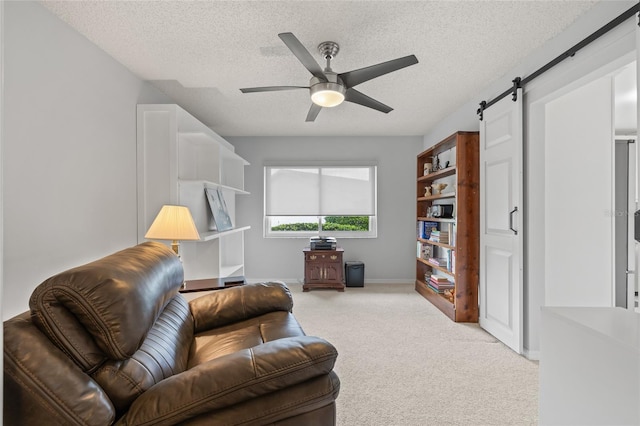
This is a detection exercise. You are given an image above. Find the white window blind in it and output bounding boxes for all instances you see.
[265,165,377,216]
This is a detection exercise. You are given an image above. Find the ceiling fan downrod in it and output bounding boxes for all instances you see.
[318,41,339,72]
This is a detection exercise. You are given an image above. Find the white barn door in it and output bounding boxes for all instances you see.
[479,90,524,354]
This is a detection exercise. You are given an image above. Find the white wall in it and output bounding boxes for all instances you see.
[228,136,422,284]
[421,0,636,356]
[2,1,171,319]
[1,0,5,416]
[544,77,614,306]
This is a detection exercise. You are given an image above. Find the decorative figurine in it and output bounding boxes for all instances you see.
[431,183,448,194]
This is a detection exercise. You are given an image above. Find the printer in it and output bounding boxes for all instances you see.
[310,236,337,250]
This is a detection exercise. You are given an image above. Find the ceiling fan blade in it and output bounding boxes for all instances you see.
[278,32,327,82]
[306,103,322,122]
[339,55,418,88]
[345,88,393,114]
[240,86,308,93]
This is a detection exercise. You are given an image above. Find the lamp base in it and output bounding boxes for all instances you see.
[171,241,180,258]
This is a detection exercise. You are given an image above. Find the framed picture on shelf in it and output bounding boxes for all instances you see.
[205,188,233,231]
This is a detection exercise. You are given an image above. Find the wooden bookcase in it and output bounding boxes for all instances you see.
[415,131,479,322]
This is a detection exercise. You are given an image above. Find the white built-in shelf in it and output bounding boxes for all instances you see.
[178,130,233,150]
[417,216,456,223]
[199,226,251,241]
[179,179,250,195]
[138,104,251,282]
[220,264,244,278]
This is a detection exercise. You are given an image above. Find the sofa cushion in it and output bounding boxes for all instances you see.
[168,373,340,426]
[189,281,294,332]
[117,336,338,426]
[29,241,184,371]
[189,311,305,367]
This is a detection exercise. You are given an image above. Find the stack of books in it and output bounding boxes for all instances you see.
[428,275,454,293]
[427,257,449,268]
[429,229,449,244]
[417,220,438,239]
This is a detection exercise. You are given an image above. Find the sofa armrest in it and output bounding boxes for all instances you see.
[116,336,337,426]
[189,281,293,332]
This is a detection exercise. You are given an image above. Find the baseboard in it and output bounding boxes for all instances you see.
[246,278,415,285]
[364,279,415,284]
[523,348,540,361]
[245,278,302,285]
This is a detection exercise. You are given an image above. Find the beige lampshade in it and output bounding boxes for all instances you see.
[145,205,200,241]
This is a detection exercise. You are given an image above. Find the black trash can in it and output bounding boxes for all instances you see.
[345,261,365,287]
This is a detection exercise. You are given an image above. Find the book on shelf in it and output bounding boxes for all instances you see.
[450,223,456,246]
[429,281,454,289]
[427,257,449,267]
[427,222,455,245]
[433,246,453,271]
[429,230,449,244]
[418,220,438,239]
[430,279,453,289]
[430,275,451,283]
[417,242,433,259]
[428,281,454,293]
[424,221,438,239]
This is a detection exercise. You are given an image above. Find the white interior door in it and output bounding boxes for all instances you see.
[479,90,524,354]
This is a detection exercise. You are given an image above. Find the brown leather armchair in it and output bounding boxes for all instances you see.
[4,242,340,425]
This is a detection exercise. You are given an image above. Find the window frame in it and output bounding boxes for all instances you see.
[263,161,378,239]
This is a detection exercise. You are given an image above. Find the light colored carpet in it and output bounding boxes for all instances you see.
[288,283,538,426]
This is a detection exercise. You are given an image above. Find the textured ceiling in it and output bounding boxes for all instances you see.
[41,0,598,137]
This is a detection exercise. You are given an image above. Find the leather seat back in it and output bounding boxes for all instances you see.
[28,241,192,414]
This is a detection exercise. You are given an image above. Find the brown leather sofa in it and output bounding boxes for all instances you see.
[4,241,340,425]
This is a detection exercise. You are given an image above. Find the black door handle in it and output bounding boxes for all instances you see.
[509,207,518,235]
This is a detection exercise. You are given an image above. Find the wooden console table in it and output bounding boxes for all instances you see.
[303,248,345,292]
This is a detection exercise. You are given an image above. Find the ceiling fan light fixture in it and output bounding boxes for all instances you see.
[310,82,346,107]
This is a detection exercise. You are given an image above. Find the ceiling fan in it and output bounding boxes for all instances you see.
[240,32,419,122]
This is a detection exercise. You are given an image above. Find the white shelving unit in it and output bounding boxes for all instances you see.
[137,104,250,281]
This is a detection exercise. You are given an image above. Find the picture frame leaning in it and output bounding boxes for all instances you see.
[205,187,233,231]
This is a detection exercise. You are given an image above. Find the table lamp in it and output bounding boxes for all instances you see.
[145,205,200,258]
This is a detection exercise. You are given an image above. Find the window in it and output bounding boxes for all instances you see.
[264,164,377,238]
